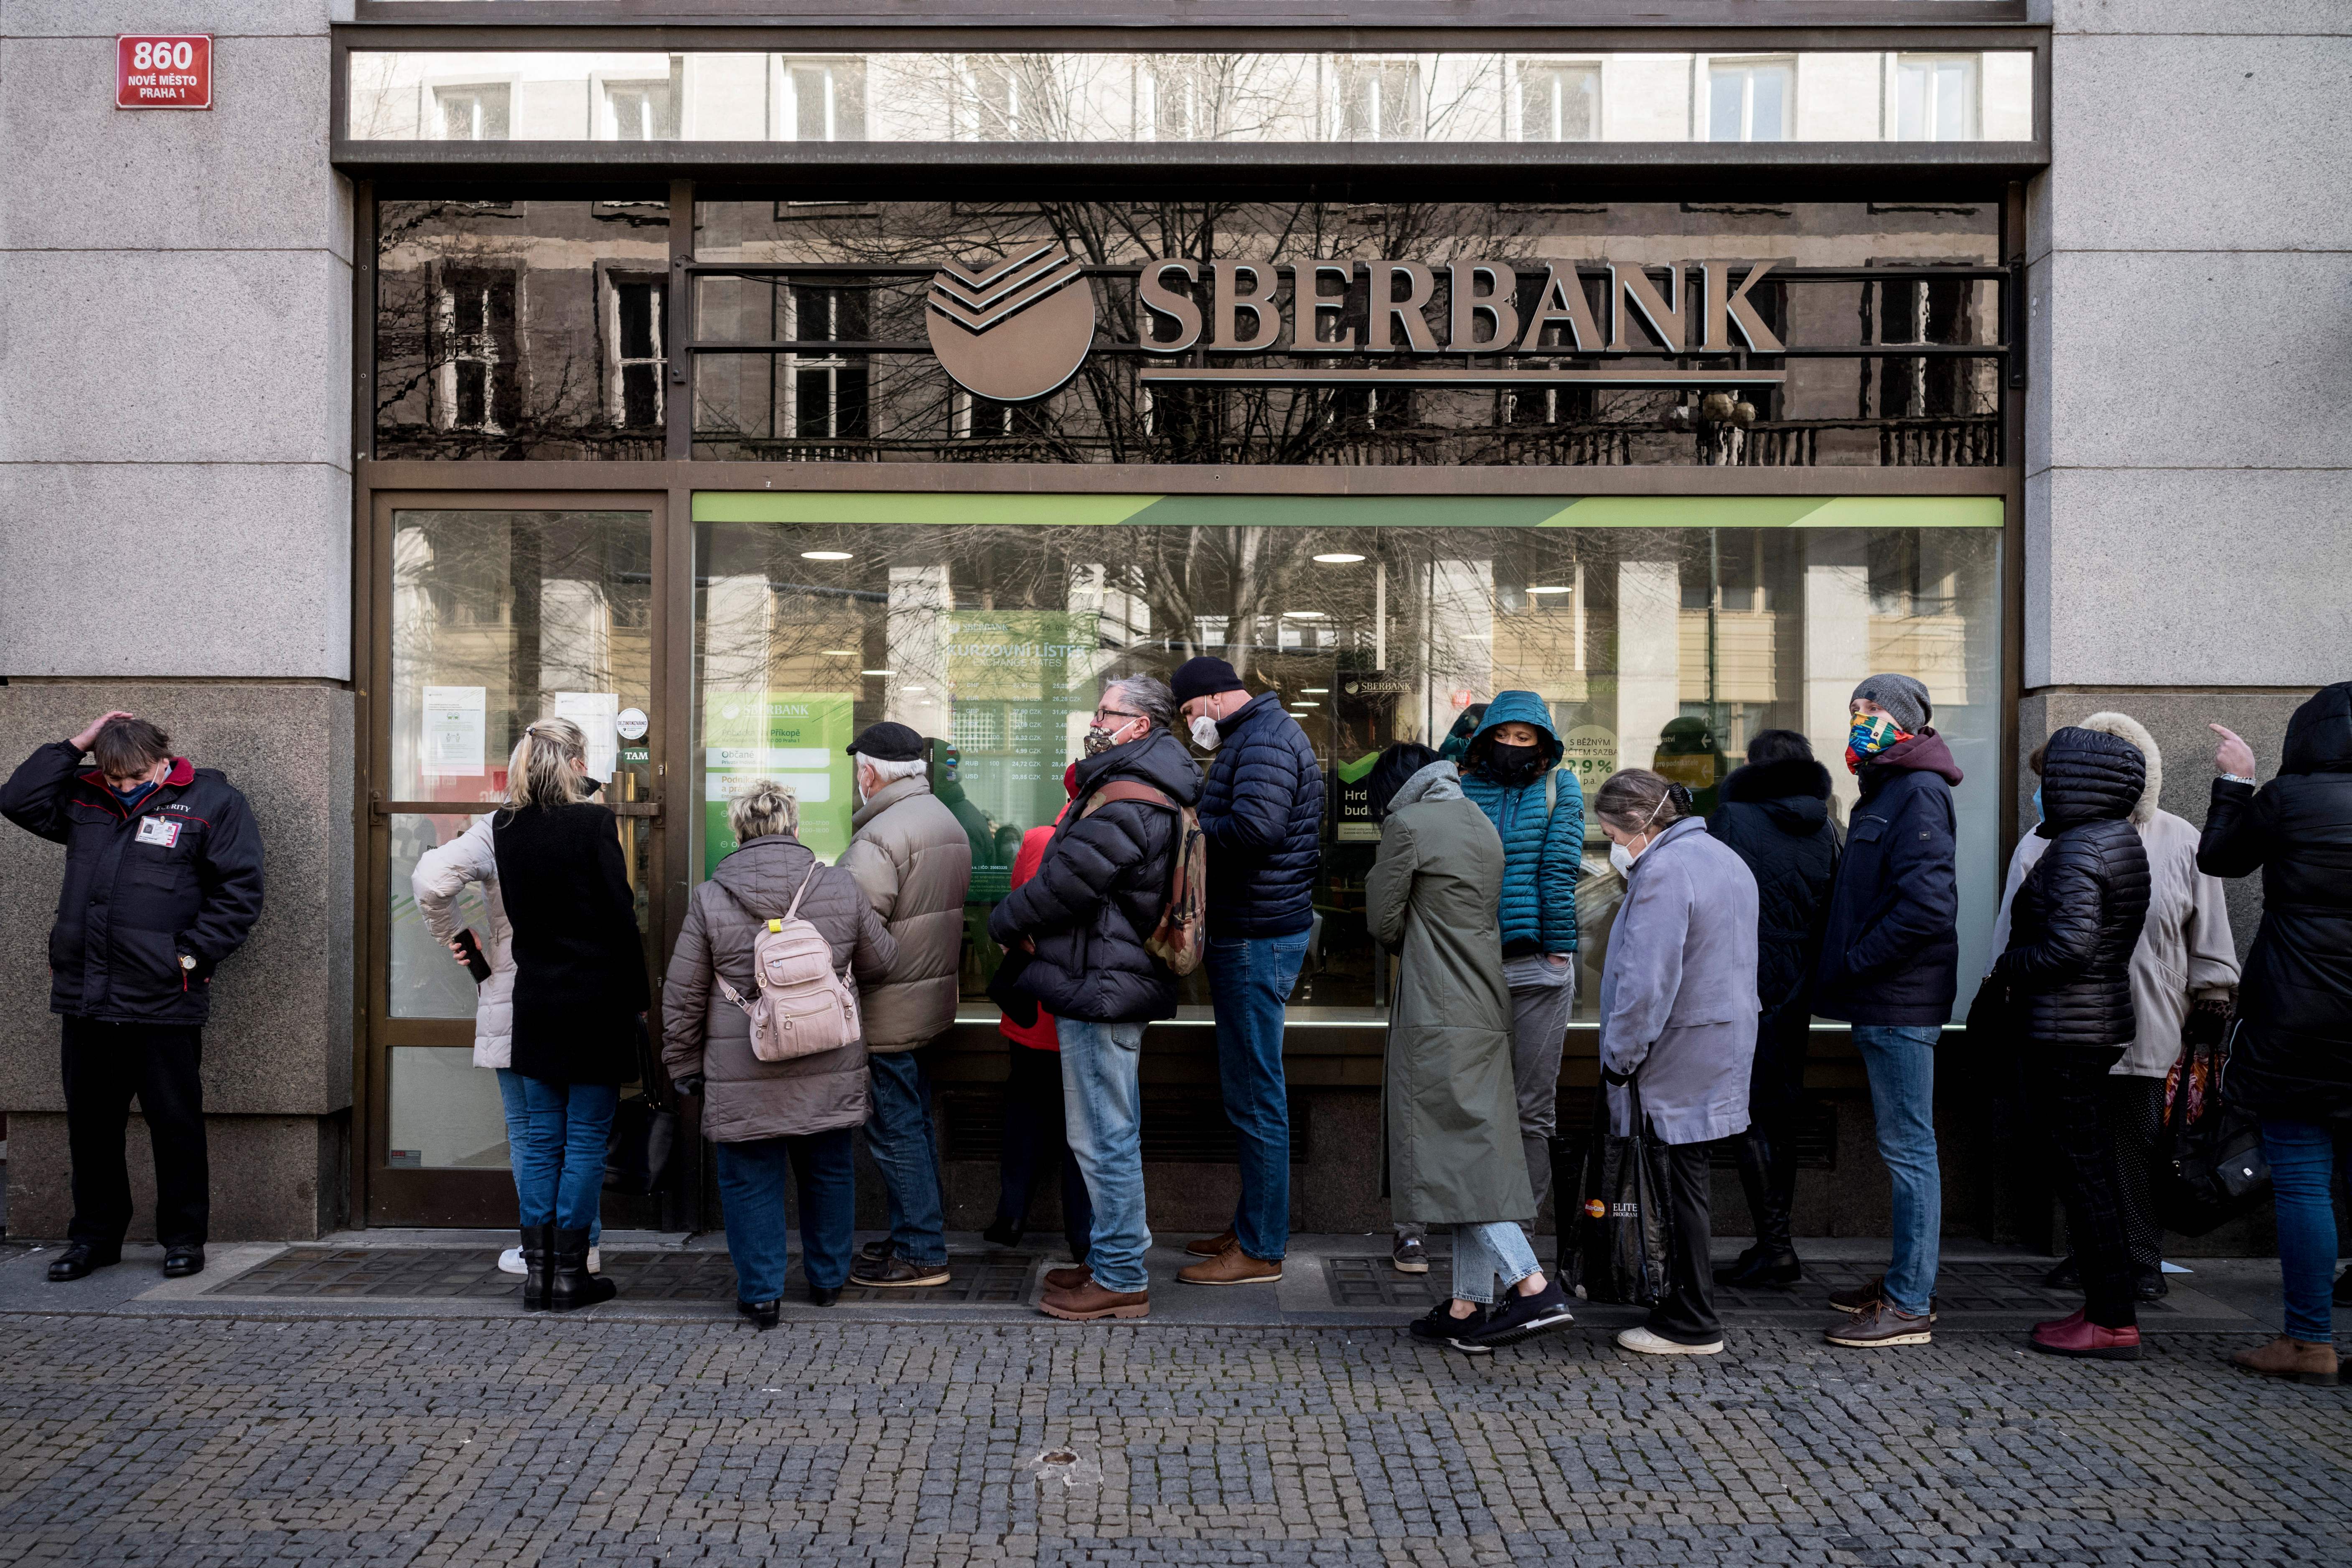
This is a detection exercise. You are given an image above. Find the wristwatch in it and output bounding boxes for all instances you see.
[2220,773,2256,787]
[178,953,198,972]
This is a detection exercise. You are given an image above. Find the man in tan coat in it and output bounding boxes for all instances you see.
[839,722,973,1287]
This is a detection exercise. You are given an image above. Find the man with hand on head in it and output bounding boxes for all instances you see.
[2,711,264,1284]
[838,722,972,1290]
[1170,656,1323,1288]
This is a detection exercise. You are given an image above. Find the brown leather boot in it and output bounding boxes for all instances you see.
[2230,1336,2340,1386]
[1185,1229,1237,1258]
[1044,1263,1092,1293]
[1177,1246,1282,1286]
[1039,1279,1149,1321]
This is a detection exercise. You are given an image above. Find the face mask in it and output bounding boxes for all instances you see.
[1086,717,1143,757]
[2032,785,2044,819]
[111,778,160,808]
[1608,840,1635,877]
[1845,713,1910,774]
[1483,741,1546,787]
[1189,714,1223,751]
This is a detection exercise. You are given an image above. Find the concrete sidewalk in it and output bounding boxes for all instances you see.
[0,1230,2321,1340]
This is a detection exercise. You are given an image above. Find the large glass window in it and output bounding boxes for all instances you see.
[679,198,2004,468]
[348,50,2035,143]
[690,495,2003,1023]
[376,199,671,460]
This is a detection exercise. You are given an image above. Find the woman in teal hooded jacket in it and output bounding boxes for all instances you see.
[1454,691,1585,1217]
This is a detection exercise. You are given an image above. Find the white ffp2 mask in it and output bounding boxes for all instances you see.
[1190,715,1223,750]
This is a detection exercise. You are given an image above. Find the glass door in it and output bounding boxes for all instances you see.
[364,495,671,1227]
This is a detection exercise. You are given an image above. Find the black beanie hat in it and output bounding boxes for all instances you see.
[1170,656,1246,706]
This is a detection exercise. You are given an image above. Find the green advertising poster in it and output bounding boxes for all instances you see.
[703,691,858,876]
[1334,752,1382,842]
[943,609,1099,868]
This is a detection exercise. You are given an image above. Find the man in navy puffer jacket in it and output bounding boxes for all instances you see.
[1171,656,1323,1286]
[1452,693,1583,1232]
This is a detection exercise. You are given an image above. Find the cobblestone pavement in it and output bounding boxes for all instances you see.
[1,1313,2346,1567]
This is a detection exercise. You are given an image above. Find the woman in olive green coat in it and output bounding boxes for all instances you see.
[1368,745,1575,1354]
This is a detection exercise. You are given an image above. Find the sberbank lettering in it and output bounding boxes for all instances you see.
[1134,259,1781,356]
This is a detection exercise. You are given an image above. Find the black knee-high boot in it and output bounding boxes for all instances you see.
[520,1224,554,1311]
[1715,1130,1801,1286]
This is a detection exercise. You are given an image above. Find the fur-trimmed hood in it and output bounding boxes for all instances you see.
[2075,711,2159,825]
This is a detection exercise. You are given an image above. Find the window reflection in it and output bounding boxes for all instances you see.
[692,510,2002,1022]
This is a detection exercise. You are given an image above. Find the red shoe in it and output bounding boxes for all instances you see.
[2030,1313,2141,1360]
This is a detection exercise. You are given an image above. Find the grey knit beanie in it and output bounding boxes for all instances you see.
[1851,673,1931,734]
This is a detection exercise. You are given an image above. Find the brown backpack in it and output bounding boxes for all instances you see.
[1080,780,1207,976]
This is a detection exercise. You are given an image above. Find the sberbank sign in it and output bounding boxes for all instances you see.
[925,245,1787,403]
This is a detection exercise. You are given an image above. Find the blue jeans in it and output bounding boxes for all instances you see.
[866,1050,946,1268]
[716,1128,857,1302]
[496,1070,600,1245]
[1058,1016,1151,1294]
[2260,1120,2350,1344]
[1851,1024,1943,1317]
[512,1075,618,1232]
[1452,1221,1542,1306]
[1205,932,1308,1262]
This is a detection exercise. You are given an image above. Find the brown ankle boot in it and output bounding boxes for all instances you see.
[1039,1278,1149,1321]
[2230,1336,2339,1386]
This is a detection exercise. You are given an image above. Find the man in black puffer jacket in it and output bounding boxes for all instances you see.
[1,712,265,1285]
[1170,656,1322,1286]
[1992,725,2151,1362]
[2199,682,2352,1385]
[1707,730,1838,1288]
[989,676,1199,1324]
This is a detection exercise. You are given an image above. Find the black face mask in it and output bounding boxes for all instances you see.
[1482,741,1548,786]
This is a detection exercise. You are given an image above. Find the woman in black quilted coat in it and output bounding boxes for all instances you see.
[1991,725,2151,1360]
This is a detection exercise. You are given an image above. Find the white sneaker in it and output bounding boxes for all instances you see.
[1615,1325,1724,1356]
[500,1245,600,1273]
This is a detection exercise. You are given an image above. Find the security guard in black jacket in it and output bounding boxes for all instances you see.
[1,712,265,1281]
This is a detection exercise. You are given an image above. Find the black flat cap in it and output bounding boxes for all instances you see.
[846,721,925,762]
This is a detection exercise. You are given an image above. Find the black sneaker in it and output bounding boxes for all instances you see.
[1713,1244,1802,1288]
[2043,1256,2082,1290]
[1467,1279,1577,1348]
[1407,1301,1493,1355]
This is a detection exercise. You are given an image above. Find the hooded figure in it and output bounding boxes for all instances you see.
[1989,713,2238,1304]
[1991,725,2152,1361]
[2199,681,2352,1383]
[1705,732,1839,1288]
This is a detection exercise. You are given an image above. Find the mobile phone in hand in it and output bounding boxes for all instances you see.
[454,928,492,984]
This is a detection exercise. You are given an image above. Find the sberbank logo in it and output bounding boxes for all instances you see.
[925,244,1098,404]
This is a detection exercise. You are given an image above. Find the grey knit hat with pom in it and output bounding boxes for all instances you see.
[1851,673,1931,734]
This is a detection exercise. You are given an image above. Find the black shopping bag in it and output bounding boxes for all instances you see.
[606,1015,680,1196]
[1563,1083,1674,1306]
[2155,1017,2270,1236]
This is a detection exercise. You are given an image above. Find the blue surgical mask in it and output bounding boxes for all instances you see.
[2032,785,2044,820]
[112,779,160,809]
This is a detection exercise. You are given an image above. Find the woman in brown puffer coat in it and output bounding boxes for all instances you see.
[663,780,895,1326]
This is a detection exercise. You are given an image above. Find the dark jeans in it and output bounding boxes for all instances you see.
[2034,1045,2136,1330]
[1205,932,1308,1262]
[866,1047,947,1268]
[715,1128,857,1302]
[514,1076,618,1232]
[992,1042,1092,1260]
[1730,1006,1809,1253]
[1647,1140,1721,1344]
[61,1017,208,1249]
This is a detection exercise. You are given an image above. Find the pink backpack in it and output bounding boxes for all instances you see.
[712,871,862,1062]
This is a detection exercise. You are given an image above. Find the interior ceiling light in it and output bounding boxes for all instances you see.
[1290,701,1320,708]
[1526,585,1574,595]
[821,649,857,656]
[1282,609,1328,619]
[1312,552,1365,564]
[862,668,894,677]
[1302,687,1330,694]
[904,686,927,694]
[801,549,853,561]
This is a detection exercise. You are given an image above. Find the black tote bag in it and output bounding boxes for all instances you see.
[2155,1017,2271,1236]
[1562,1083,1675,1307]
[605,1014,680,1197]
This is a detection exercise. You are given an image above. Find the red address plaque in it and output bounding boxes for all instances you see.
[118,36,212,109]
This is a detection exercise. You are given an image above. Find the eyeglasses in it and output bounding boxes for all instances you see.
[1094,708,1145,723]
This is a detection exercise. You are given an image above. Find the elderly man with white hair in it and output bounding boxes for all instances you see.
[837,722,973,1288]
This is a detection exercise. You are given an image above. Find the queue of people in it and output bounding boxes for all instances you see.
[9,678,2346,1388]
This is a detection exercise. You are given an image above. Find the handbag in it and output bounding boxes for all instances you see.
[2154,1013,2271,1236]
[987,945,1039,1029]
[605,1014,680,1196]
[1561,1080,1675,1307]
